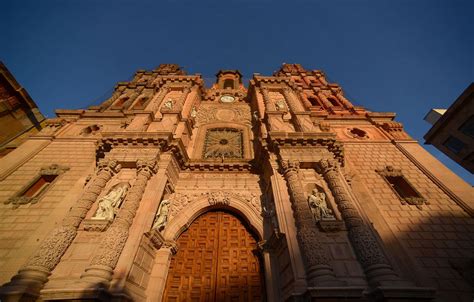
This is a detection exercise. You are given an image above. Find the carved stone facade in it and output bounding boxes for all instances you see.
[0,64,472,302]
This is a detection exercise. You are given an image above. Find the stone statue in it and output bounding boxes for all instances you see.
[93,182,129,221]
[153,199,171,231]
[275,99,286,111]
[190,106,197,117]
[308,189,335,221]
[164,99,174,109]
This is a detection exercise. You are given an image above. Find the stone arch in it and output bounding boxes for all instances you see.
[146,194,265,301]
[162,194,263,242]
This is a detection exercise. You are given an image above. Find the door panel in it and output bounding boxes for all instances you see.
[163,211,264,302]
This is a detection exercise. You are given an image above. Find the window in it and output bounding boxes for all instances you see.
[327,97,340,107]
[112,97,128,109]
[22,175,57,198]
[443,136,465,154]
[5,164,69,208]
[308,96,319,106]
[459,116,474,138]
[131,96,149,110]
[376,166,427,209]
[81,124,101,136]
[223,79,234,90]
[349,128,368,139]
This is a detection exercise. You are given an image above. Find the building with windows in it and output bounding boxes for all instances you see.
[0,64,472,302]
[0,61,46,157]
[424,83,474,173]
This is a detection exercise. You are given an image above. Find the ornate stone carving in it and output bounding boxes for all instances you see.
[167,191,262,220]
[0,160,120,298]
[81,159,157,285]
[317,159,403,285]
[196,104,251,126]
[275,99,287,111]
[203,128,243,159]
[190,106,197,117]
[206,191,231,206]
[82,219,111,232]
[152,199,171,231]
[162,240,179,255]
[162,98,174,110]
[154,64,186,75]
[279,159,341,286]
[92,182,130,221]
[145,228,165,250]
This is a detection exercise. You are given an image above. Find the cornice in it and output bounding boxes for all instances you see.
[267,131,344,165]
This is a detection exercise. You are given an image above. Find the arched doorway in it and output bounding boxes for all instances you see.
[162,210,265,301]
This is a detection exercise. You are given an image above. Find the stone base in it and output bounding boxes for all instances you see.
[318,220,345,232]
[286,286,366,302]
[41,287,133,302]
[368,286,436,302]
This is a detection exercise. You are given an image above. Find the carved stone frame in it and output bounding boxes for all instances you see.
[193,122,253,160]
[376,165,428,209]
[5,164,69,208]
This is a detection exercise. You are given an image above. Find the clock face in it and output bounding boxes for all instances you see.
[220,95,235,103]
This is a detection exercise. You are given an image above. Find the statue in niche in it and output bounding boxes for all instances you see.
[153,199,171,231]
[93,182,129,221]
[163,99,174,110]
[275,99,287,111]
[308,189,335,221]
[190,106,197,118]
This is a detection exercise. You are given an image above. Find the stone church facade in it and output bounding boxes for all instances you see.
[0,64,472,301]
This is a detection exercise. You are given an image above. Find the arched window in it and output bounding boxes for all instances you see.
[327,97,339,107]
[112,97,129,109]
[132,96,149,110]
[223,79,235,90]
[308,96,319,106]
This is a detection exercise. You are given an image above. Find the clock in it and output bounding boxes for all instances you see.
[220,95,235,103]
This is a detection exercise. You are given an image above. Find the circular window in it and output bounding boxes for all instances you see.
[347,127,368,139]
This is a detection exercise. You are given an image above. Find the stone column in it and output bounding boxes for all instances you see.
[282,88,301,112]
[260,88,273,111]
[299,91,313,109]
[280,160,341,286]
[146,242,178,302]
[80,159,157,285]
[335,92,354,110]
[152,86,170,114]
[316,159,403,286]
[0,159,120,300]
[176,87,191,110]
[316,91,333,108]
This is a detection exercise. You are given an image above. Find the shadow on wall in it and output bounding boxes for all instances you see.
[75,274,133,302]
[381,209,473,302]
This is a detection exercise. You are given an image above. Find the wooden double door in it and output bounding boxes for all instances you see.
[163,211,264,301]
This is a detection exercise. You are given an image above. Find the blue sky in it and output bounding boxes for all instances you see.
[2,0,473,183]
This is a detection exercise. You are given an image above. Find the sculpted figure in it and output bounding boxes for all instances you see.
[164,99,174,109]
[308,189,335,221]
[153,199,171,231]
[190,106,197,117]
[275,99,287,111]
[93,183,129,221]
